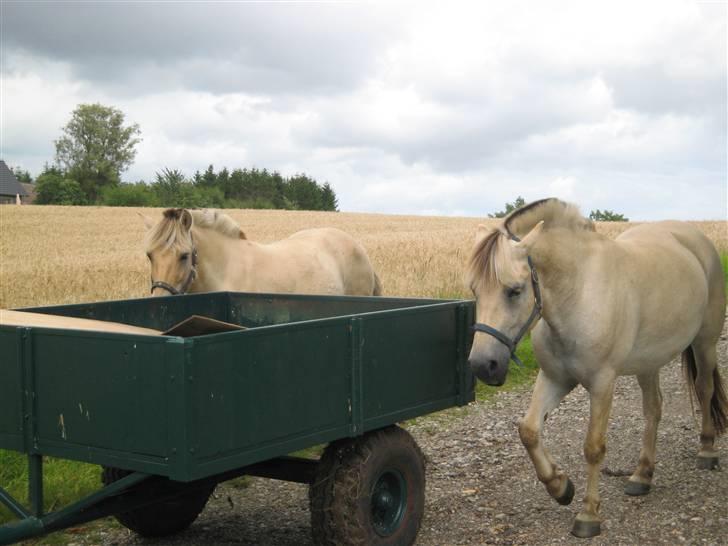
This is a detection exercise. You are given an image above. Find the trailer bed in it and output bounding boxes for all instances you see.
[1,292,474,482]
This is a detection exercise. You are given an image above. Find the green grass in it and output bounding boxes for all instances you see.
[474,336,538,401]
[0,454,103,526]
[721,252,728,294]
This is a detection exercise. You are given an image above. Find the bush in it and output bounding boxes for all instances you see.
[35,169,87,205]
[589,209,629,222]
[100,182,157,206]
[489,196,526,218]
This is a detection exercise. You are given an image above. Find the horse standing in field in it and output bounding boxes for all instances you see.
[466,198,727,538]
[142,208,382,296]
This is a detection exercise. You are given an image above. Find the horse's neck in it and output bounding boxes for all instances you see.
[191,227,251,291]
[531,229,602,328]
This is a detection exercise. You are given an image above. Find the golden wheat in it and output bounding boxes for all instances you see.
[0,205,725,309]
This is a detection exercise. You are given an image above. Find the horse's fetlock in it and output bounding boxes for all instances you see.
[637,455,654,478]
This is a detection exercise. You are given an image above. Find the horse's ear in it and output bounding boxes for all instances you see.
[180,209,193,231]
[516,221,544,251]
[138,212,155,231]
[474,223,491,245]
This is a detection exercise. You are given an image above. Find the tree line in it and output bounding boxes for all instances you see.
[15,103,339,211]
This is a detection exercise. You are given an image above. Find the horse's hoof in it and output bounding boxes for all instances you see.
[571,518,601,538]
[696,456,719,470]
[624,480,651,496]
[555,477,575,506]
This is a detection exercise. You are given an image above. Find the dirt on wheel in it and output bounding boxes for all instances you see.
[98,317,727,546]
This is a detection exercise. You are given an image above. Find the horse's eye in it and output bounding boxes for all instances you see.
[179,253,189,261]
[507,287,522,299]
[146,253,152,261]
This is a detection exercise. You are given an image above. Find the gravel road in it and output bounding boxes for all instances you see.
[100,317,727,546]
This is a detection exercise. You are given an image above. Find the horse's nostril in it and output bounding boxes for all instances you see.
[488,360,499,373]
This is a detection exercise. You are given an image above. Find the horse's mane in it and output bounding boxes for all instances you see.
[189,209,246,239]
[145,208,245,251]
[467,198,594,289]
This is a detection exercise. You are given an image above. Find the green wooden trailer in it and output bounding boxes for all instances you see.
[0,292,474,545]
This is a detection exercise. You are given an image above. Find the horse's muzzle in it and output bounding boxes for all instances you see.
[468,354,509,386]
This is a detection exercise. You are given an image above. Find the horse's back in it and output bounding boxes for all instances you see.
[278,227,379,296]
[617,221,723,293]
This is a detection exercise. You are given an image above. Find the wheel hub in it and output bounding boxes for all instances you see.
[371,468,407,537]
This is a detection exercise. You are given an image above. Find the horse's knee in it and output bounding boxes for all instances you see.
[519,420,539,449]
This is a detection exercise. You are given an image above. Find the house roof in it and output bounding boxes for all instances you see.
[0,160,29,197]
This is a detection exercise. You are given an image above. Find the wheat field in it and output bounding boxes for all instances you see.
[0,205,726,309]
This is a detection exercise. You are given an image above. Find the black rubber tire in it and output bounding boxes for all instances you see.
[309,425,426,546]
[101,466,215,538]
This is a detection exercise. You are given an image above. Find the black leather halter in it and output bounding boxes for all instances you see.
[150,240,198,296]
[472,231,542,367]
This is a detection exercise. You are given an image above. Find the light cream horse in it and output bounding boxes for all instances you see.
[467,198,726,538]
[142,208,381,296]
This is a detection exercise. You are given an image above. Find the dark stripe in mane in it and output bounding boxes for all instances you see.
[468,198,574,289]
[163,208,186,220]
[504,198,554,235]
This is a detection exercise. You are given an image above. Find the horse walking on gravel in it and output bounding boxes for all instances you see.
[142,208,382,297]
[466,198,727,538]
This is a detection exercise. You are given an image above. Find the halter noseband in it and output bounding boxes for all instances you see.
[472,231,542,367]
[150,240,198,296]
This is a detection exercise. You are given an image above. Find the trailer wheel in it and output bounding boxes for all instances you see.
[101,466,214,537]
[309,425,425,546]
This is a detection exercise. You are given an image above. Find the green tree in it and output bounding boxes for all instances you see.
[152,168,189,206]
[11,167,33,184]
[489,196,526,218]
[54,103,141,202]
[35,166,86,205]
[589,209,629,222]
[286,174,323,210]
[321,182,338,211]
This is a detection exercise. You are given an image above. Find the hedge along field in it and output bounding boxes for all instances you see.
[0,205,726,531]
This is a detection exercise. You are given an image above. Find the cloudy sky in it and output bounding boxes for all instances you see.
[1,1,726,220]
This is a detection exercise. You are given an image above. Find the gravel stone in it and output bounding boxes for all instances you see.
[99,315,727,545]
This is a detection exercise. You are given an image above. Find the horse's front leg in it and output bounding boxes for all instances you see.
[572,375,616,538]
[519,370,576,505]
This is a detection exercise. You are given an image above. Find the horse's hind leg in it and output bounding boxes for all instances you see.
[625,371,662,496]
[689,340,725,469]
[519,371,576,506]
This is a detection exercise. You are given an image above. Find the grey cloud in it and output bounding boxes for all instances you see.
[2,2,401,95]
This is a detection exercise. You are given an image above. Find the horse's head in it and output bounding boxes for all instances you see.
[466,221,543,386]
[141,208,198,296]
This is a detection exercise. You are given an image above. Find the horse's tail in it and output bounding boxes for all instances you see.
[372,272,383,296]
[682,345,728,436]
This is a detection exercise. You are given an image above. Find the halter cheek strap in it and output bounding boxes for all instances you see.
[150,242,198,296]
[472,233,542,367]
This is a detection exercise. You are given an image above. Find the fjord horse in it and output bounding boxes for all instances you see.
[142,208,382,297]
[467,198,726,537]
